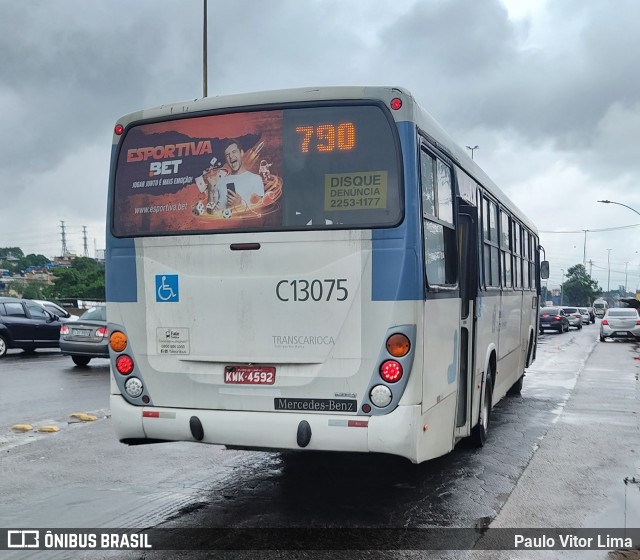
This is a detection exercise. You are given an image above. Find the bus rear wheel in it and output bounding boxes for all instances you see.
[471,372,493,448]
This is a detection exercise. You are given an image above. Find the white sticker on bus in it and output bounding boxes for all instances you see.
[157,328,190,355]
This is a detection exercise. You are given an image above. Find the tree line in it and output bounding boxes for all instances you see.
[0,247,105,300]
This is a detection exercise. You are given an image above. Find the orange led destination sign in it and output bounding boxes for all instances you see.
[295,122,356,153]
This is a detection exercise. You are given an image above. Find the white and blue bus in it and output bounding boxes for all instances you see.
[106,86,547,464]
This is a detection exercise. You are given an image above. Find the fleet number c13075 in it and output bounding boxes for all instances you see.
[276,279,348,302]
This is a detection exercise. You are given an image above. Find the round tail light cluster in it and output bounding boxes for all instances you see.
[366,332,411,411]
[110,331,147,402]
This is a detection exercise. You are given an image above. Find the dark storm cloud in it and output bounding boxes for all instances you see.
[0,0,202,175]
[377,0,640,178]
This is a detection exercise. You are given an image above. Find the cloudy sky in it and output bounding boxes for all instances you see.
[1,0,639,292]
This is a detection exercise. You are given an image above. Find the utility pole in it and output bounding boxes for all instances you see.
[203,0,208,97]
[588,259,593,277]
[59,221,68,256]
[560,268,565,305]
[82,226,89,257]
[624,262,628,295]
[607,249,612,294]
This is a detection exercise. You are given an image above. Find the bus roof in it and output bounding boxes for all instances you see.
[114,86,537,234]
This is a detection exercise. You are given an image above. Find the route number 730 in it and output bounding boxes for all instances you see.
[276,279,348,302]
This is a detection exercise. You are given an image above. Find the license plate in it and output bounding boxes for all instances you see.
[72,329,92,337]
[615,331,628,336]
[224,365,275,385]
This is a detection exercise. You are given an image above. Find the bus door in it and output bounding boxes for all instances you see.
[455,204,478,437]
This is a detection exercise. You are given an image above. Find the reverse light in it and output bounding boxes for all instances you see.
[386,333,411,357]
[370,384,393,407]
[124,377,143,398]
[380,360,403,383]
[116,354,134,375]
[110,331,127,352]
[60,325,69,336]
[602,319,609,325]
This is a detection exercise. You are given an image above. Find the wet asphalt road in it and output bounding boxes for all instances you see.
[0,321,633,558]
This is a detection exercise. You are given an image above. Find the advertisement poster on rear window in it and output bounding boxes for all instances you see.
[113,111,284,236]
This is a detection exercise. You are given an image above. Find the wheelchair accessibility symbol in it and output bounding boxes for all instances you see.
[156,274,179,302]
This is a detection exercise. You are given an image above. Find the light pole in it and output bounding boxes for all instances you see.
[203,0,208,97]
[597,199,640,217]
[606,249,612,293]
[466,145,479,160]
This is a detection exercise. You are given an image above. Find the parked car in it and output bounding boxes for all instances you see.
[0,296,62,357]
[561,307,583,330]
[32,300,78,322]
[599,308,640,342]
[538,307,570,333]
[59,306,108,366]
[577,307,591,325]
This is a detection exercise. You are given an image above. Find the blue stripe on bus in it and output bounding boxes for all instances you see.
[372,121,423,301]
[106,236,137,302]
[105,144,138,303]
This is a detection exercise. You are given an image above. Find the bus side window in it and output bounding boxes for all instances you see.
[420,148,456,287]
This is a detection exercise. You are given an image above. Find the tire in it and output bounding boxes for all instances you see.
[72,356,91,367]
[471,371,493,447]
[539,329,544,335]
[578,324,582,330]
[0,335,7,358]
[599,335,606,342]
[508,374,524,396]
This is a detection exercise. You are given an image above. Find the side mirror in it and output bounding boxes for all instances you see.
[46,311,60,323]
[540,261,550,280]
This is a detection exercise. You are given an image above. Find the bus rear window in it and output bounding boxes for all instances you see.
[112,104,402,236]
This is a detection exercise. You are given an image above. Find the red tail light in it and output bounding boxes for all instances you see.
[554,316,562,320]
[96,327,108,338]
[636,320,640,325]
[542,314,549,318]
[60,325,69,336]
[602,319,608,325]
[380,360,403,383]
[116,355,134,375]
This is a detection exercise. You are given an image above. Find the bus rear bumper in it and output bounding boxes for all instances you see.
[110,394,440,462]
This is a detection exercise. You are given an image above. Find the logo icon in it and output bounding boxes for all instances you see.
[8,530,40,548]
[156,275,179,302]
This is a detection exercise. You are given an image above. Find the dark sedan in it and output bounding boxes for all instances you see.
[0,297,62,357]
[539,307,570,334]
[59,306,108,366]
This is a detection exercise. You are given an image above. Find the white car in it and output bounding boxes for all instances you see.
[599,308,640,342]
[32,300,78,322]
[577,307,591,325]
[561,307,583,330]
